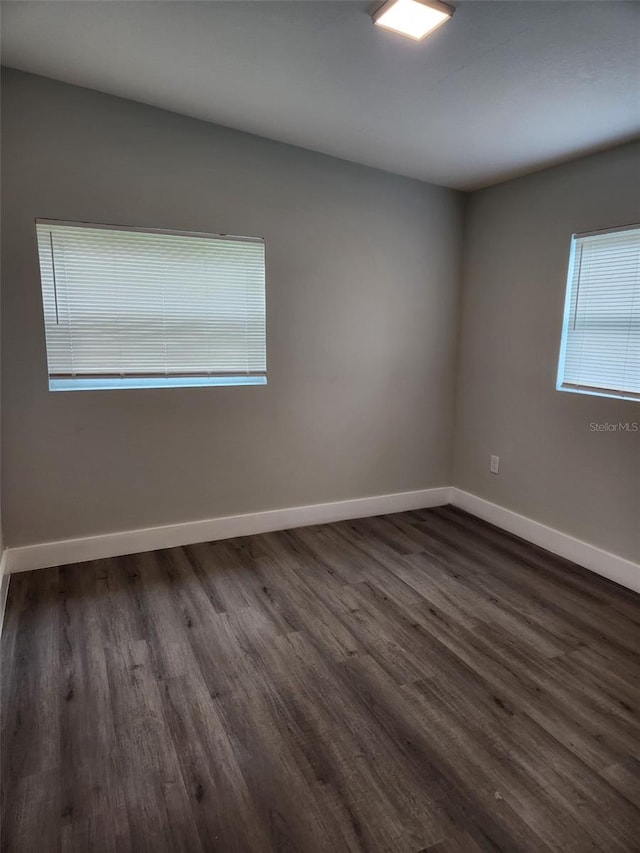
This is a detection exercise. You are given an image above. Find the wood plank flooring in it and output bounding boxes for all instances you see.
[2,505,640,852]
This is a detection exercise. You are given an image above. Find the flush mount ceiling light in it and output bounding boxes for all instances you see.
[372,0,454,41]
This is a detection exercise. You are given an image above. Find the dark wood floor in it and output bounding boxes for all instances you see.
[2,505,640,852]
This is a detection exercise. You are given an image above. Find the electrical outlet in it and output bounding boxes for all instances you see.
[490,455,500,474]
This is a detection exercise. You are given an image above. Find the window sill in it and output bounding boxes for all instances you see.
[49,376,267,392]
[557,384,639,403]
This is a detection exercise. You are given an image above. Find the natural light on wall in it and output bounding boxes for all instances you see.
[372,0,454,41]
[35,220,267,391]
[557,225,640,402]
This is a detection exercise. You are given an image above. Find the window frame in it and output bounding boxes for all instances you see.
[35,219,267,392]
[556,223,640,403]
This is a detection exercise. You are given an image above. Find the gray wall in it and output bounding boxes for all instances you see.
[454,142,640,563]
[1,69,465,546]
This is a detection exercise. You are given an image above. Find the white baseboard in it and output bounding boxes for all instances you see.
[0,550,9,634]
[4,487,450,574]
[4,486,638,596]
[449,488,640,594]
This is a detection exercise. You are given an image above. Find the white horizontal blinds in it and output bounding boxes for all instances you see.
[560,226,640,400]
[36,221,266,379]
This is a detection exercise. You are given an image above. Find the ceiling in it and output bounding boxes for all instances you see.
[2,0,639,190]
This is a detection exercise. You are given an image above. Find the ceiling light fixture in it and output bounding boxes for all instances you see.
[372,0,454,41]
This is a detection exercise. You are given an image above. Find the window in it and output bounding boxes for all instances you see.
[557,225,639,402]
[36,220,266,391]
